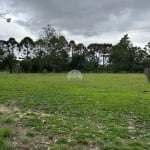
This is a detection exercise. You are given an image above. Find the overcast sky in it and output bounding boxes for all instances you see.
[0,0,150,47]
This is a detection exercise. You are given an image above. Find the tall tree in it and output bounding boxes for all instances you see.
[69,40,76,57]
[87,43,100,62]
[99,44,112,69]
[45,35,69,72]
[144,42,150,67]
[2,38,18,73]
[40,24,57,55]
[20,37,34,59]
[134,47,149,71]
[68,43,87,71]
[75,43,87,55]
[34,39,46,58]
[109,34,136,72]
[86,44,100,71]
[0,40,5,70]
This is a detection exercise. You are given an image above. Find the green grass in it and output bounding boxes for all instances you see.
[0,128,13,150]
[0,127,13,138]
[0,73,150,149]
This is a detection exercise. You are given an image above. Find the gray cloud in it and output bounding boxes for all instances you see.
[1,0,150,46]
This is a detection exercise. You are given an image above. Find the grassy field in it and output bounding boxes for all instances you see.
[0,73,150,150]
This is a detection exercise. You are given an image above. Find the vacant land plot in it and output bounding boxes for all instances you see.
[0,73,150,150]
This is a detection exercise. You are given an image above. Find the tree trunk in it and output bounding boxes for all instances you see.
[9,64,13,74]
[144,68,150,82]
[102,54,105,71]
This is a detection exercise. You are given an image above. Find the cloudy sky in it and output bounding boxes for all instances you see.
[0,0,150,47]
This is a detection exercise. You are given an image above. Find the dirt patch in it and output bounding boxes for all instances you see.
[0,105,51,118]
[128,118,135,130]
[0,105,19,114]
[0,105,54,149]
[16,110,52,119]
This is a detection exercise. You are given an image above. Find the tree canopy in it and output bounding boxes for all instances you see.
[0,26,149,73]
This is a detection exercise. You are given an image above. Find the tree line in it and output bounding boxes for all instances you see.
[0,25,150,73]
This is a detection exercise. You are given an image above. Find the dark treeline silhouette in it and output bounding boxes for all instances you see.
[0,25,150,73]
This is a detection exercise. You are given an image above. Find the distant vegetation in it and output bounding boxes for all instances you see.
[0,25,150,73]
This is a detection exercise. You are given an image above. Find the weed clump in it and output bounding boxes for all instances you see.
[0,127,13,138]
[0,138,12,150]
